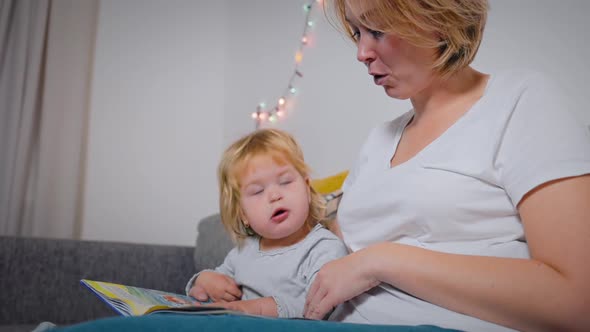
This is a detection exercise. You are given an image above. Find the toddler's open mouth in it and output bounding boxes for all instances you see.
[271,208,289,222]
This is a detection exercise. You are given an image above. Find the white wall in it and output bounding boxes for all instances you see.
[223,0,401,179]
[474,0,590,126]
[82,0,590,246]
[223,0,590,179]
[82,0,226,245]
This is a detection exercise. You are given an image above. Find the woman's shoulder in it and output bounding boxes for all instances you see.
[488,69,558,94]
[479,69,565,117]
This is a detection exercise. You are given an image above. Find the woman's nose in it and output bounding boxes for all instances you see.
[356,36,376,65]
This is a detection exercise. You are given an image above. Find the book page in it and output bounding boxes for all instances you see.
[81,279,200,316]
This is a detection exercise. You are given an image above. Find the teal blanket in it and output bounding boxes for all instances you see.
[52,314,461,332]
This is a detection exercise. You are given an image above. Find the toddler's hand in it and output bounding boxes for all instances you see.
[189,271,242,302]
[207,297,278,317]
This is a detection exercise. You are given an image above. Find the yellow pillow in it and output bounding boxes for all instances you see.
[311,170,349,195]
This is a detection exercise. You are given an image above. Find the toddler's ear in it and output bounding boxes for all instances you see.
[240,216,249,227]
[305,177,312,203]
[238,210,249,227]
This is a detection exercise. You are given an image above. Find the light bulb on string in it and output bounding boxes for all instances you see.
[252,1,319,125]
[295,51,303,64]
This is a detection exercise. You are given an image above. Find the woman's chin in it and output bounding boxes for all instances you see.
[383,86,410,100]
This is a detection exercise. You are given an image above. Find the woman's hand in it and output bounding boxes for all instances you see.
[189,271,242,302]
[304,247,381,319]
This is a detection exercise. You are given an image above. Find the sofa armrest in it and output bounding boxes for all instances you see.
[0,236,194,326]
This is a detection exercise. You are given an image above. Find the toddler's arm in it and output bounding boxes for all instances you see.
[185,246,242,302]
[212,297,278,317]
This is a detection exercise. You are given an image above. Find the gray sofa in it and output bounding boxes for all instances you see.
[0,214,233,332]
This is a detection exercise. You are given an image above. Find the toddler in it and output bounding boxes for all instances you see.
[185,128,348,318]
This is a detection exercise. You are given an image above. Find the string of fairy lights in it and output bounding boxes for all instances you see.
[252,0,322,128]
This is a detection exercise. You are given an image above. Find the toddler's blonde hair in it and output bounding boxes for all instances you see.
[218,129,325,245]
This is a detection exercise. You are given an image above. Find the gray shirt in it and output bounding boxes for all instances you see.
[186,224,349,318]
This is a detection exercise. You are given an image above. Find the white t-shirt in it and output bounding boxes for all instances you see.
[331,70,590,331]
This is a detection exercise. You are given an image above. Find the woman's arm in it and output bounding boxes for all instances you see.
[306,175,590,331]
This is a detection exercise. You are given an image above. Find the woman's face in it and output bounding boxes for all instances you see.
[345,5,438,100]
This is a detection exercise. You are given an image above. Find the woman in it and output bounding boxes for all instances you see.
[304,1,590,331]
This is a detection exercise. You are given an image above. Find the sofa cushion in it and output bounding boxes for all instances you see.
[0,236,194,326]
[193,214,234,270]
[0,324,40,332]
[311,170,349,195]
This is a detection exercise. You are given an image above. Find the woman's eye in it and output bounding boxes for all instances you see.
[369,29,384,38]
[351,28,383,41]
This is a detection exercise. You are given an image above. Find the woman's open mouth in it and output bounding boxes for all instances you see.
[373,74,387,85]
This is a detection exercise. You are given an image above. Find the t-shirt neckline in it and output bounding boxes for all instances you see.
[387,74,496,170]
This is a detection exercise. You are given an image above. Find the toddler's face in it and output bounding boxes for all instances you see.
[239,154,311,250]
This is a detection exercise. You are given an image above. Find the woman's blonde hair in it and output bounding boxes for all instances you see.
[326,0,488,77]
[217,128,325,245]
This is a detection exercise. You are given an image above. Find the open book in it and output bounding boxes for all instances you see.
[81,279,238,316]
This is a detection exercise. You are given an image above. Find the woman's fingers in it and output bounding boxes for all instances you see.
[304,282,329,319]
[307,296,335,320]
[304,278,320,313]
